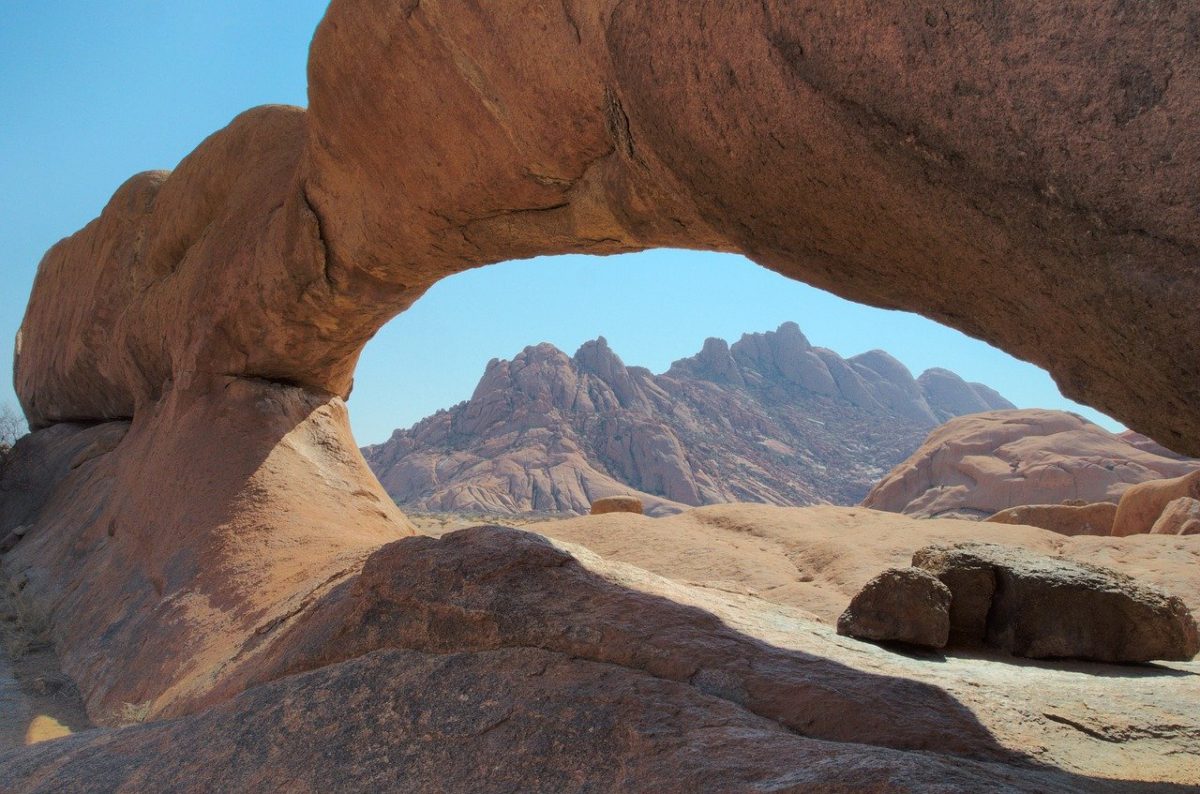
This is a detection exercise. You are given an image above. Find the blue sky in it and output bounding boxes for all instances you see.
[1,3,1122,445]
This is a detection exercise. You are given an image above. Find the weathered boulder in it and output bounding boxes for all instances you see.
[836,567,951,648]
[985,502,1117,537]
[1150,497,1200,536]
[913,543,1200,662]
[864,411,1198,519]
[591,496,645,515]
[1112,470,1200,537]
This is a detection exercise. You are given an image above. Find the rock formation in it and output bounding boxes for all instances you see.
[1112,470,1200,538]
[365,325,1012,515]
[1150,497,1200,536]
[836,567,951,647]
[864,410,1200,519]
[986,502,1119,537]
[590,495,643,515]
[6,1,1200,789]
[912,543,1199,662]
[4,503,1200,789]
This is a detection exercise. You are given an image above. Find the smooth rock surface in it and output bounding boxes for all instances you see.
[837,567,951,647]
[1113,470,1200,538]
[913,543,1200,662]
[1150,497,1200,536]
[864,410,1199,519]
[0,647,1154,794]
[590,495,644,515]
[986,502,1118,537]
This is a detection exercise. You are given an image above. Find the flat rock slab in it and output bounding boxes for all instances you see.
[913,543,1199,663]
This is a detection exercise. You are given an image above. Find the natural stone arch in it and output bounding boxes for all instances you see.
[16,0,1200,450]
[7,1,1200,718]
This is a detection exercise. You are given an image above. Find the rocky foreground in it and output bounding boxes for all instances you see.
[365,323,1012,516]
[2,420,1198,791]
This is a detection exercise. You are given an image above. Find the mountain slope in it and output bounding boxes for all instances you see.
[363,323,1013,515]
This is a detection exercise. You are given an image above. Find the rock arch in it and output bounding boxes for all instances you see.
[7,1,1200,718]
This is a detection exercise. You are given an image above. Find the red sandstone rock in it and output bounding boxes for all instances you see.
[864,410,1199,519]
[7,3,1200,788]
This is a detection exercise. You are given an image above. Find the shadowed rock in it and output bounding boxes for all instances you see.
[913,543,1200,662]
[837,567,951,648]
[1150,498,1200,536]
[986,502,1118,537]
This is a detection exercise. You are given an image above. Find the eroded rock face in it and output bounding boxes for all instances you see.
[913,543,1200,662]
[863,410,1200,519]
[0,648,1120,794]
[364,326,1011,515]
[7,2,1200,788]
[836,567,951,647]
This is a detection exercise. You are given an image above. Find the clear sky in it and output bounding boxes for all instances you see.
[1,3,1123,445]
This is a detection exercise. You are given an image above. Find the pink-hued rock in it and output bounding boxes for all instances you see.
[837,567,951,647]
[863,410,1199,519]
[1150,498,1200,536]
[364,327,1012,516]
[7,2,1200,789]
[1113,471,1200,538]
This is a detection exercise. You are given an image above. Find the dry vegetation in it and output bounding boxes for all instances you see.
[0,576,52,660]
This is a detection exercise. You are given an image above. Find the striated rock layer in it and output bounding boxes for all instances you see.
[864,410,1200,519]
[364,324,1011,516]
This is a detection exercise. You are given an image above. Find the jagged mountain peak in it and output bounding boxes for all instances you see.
[365,324,1015,516]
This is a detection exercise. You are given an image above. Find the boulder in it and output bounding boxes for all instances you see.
[837,567,951,648]
[1112,470,1200,537]
[864,410,1199,519]
[913,543,1200,662]
[1149,497,1200,536]
[985,502,1117,537]
[590,496,645,516]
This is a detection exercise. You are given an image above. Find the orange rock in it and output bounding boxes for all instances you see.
[1113,471,1200,538]
[590,496,644,516]
[1149,497,1200,536]
[985,502,1118,537]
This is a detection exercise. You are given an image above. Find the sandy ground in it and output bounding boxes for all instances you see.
[0,580,91,753]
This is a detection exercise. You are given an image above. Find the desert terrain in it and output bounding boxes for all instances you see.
[3,1,1200,791]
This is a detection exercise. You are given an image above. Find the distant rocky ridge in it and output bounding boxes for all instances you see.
[363,323,1013,515]
[864,410,1200,520]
